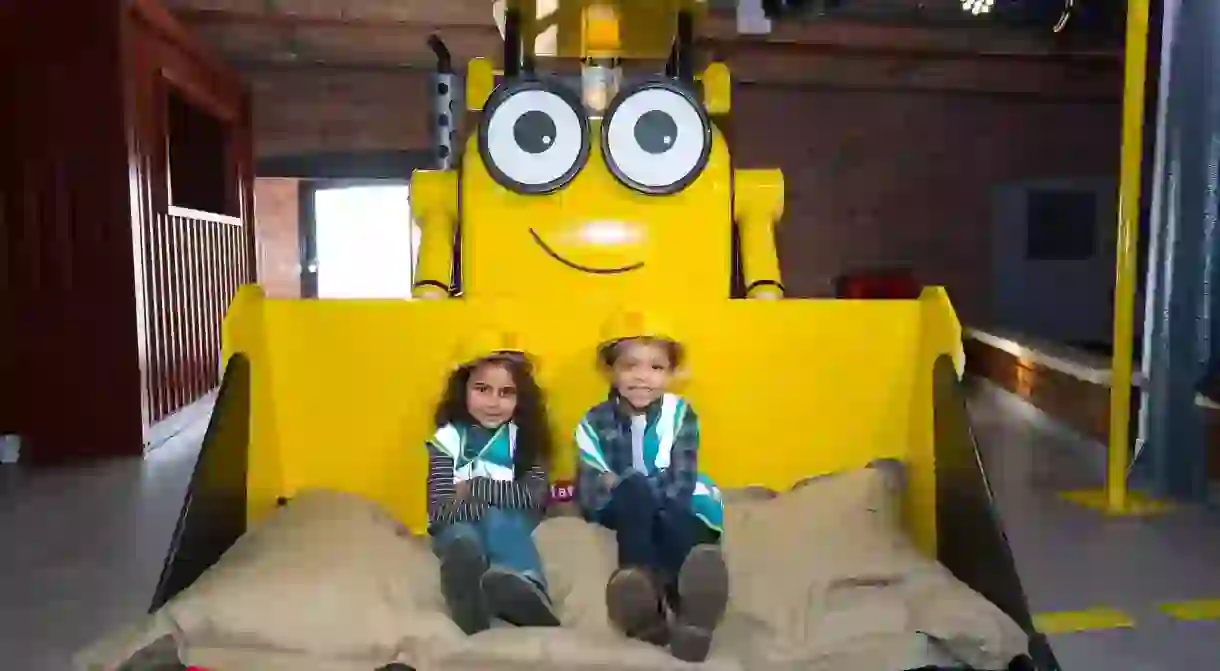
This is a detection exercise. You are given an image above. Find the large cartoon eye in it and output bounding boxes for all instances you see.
[602,82,711,195]
[478,82,590,194]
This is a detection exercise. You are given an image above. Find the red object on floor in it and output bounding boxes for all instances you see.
[835,268,921,299]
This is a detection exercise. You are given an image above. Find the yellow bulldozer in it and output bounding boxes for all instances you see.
[145,2,1059,669]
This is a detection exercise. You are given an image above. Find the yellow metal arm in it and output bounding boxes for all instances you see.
[410,170,459,299]
[734,168,785,299]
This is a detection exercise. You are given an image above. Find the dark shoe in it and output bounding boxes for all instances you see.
[606,567,668,645]
[439,535,491,634]
[669,545,729,662]
[481,566,560,627]
[116,635,185,671]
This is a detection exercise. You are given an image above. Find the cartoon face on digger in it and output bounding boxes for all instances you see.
[410,1,786,304]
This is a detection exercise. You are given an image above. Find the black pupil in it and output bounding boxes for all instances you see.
[634,110,678,154]
[514,110,557,154]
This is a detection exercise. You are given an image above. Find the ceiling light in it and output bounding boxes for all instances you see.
[962,0,995,15]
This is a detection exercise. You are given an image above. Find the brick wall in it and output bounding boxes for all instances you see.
[246,66,1120,322]
[733,86,1121,320]
[253,177,302,298]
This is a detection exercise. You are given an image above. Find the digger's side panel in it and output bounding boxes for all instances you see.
[149,354,250,611]
[900,287,969,556]
[222,285,284,525]
[931,356,1060,671]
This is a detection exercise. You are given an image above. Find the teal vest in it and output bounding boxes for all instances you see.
[578,394,724,533]
[429,422,517,482]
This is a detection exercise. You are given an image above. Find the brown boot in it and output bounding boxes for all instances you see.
[669,545,728,662]
[605,567,669,645]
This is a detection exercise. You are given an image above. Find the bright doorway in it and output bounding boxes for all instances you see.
[306,183,420,299]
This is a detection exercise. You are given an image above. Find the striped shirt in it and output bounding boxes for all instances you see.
[425,443,548,529]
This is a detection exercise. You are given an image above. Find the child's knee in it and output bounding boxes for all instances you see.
[480,506,536,534]
[658,495,690,519]
[614,472,656,502]
[432,522,482,557]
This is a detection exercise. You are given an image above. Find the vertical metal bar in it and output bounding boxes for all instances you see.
[503,5,522,78]
[675,9,694,82]
[519,0,537,74]
[1141,0,1215,500]
[428,35,458,172]
[1106,0,1152,511]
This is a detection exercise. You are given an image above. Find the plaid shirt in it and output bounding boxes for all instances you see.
[575,393,701,518]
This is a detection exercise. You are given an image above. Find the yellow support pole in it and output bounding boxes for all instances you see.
[1064,0,1172,516]
[1106,0,1149,512]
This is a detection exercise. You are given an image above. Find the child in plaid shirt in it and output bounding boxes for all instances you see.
[575,333,727,663]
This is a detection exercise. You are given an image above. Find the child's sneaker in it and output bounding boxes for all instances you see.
[481,566,561,627]
[669,545,729,662]
[439,535,491,634]
[606,567,669,645]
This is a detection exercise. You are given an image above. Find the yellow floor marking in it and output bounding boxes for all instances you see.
[1034,607,1136,634]
[1059,489,1175,516]
[1158,599,1220,621]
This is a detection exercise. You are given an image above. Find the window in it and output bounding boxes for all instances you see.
[1025,189,1097,261]
[314,185,418,299]
[166,86,236,216]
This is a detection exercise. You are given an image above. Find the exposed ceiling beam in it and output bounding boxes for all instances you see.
[170,6,1121,97]
[159,0,494,27]
[174,7,1121,61]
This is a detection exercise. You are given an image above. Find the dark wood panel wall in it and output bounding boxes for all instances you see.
[3,0,253,463]
[7,0,142,463]
[142,213,250,423]
[0,0,18,435]
[126,0,255,426]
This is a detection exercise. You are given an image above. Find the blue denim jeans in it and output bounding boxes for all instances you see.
[431,507,547,589]
[595,472,719,581]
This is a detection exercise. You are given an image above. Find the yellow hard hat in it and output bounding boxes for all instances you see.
[598,309,681,365]
[452,328,528,370]
[599,308,676,344]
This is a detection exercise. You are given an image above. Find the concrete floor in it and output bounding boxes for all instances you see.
[968,380,1220,669]
[2,380,1218,669]
[0,420,203,671]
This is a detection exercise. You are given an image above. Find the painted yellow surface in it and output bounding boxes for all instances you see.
[1105,0,1152,512]
[1033,608,1136,634]
[226,38,966,560]
[1060,489,1173,517]
[414,60,782,305]
[1158,599,1220,622]
[226,288,962,558]
[698,62,732,115]
[465,58,496,113]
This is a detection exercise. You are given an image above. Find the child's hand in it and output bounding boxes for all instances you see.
[454,481,471,500]
[598,472,619,491]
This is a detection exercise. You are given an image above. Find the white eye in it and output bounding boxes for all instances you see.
[479,85,589,194]
[602,84,711,194]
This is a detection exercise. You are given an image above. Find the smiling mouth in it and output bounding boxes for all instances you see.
[529,229,644,275]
